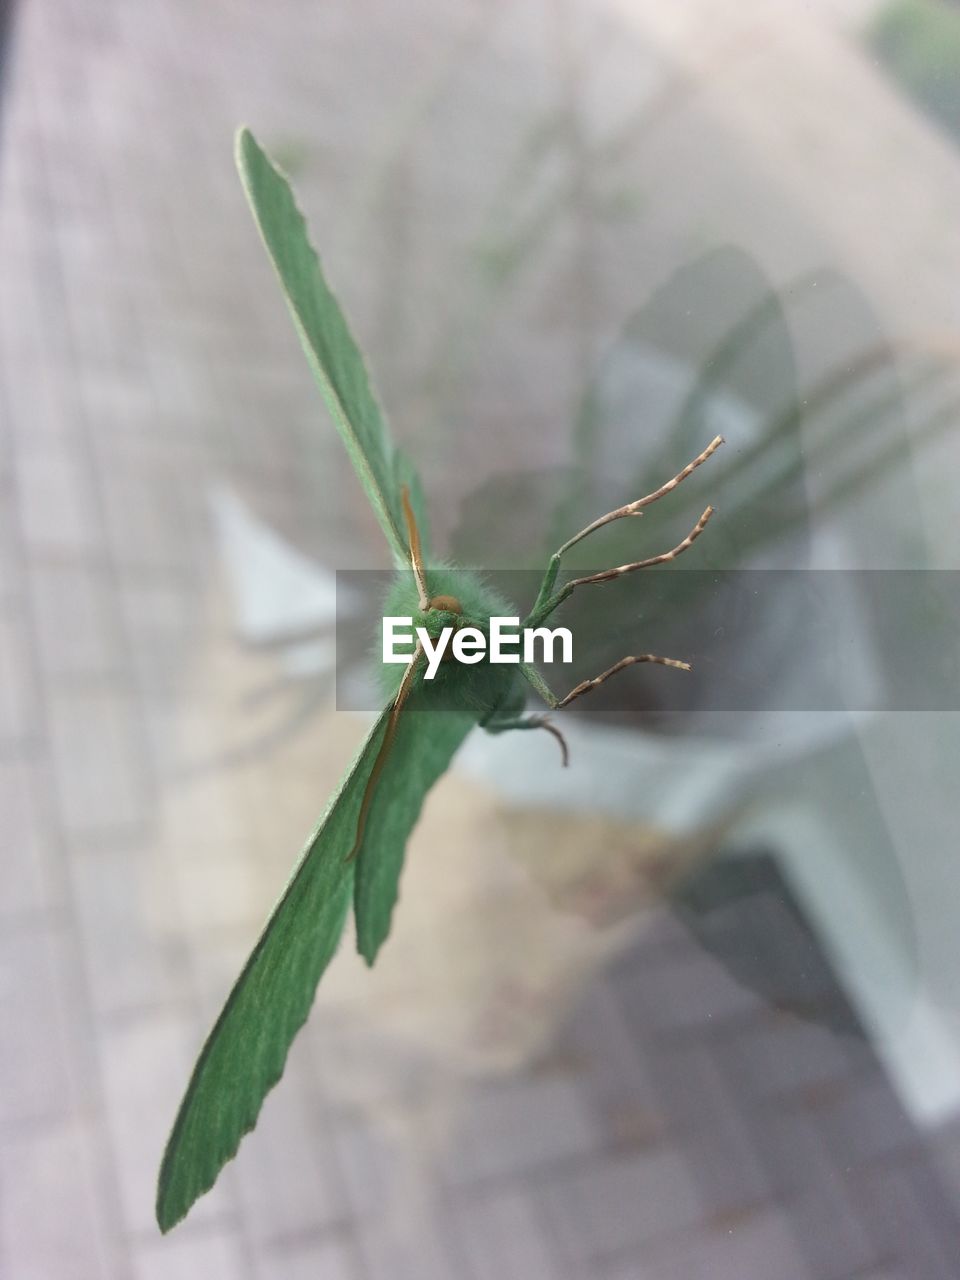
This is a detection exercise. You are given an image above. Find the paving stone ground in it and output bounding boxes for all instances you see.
[3,1,960,1278]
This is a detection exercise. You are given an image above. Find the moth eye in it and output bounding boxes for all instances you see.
[428,594,462,615]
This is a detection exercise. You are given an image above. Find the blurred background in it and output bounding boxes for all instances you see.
[3,0,960,1276]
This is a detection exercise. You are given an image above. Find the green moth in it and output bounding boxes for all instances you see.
[155,126,722,1233]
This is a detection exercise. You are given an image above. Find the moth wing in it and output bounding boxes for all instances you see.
[157,703,394,1232]
[236,127,428,563]
[354,694,477,966]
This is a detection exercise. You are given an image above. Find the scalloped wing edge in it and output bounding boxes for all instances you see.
[235,125,422,565]
[155,706,391,1232]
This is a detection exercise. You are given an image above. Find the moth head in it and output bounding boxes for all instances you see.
[415,594,465,641]
[428,593,462,615]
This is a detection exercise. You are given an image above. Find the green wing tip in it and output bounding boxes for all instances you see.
[155,1149,192,1234]
[155,1187,180,1235]
[155,1133,207,1234]
[156,1165,210,1234]
[234,124,257,170]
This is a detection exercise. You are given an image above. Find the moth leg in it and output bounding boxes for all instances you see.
[482,711,569,766]
[525,435,723,627]
[346,643,423,862]
[521,653,690,712]
[537,506,714,624]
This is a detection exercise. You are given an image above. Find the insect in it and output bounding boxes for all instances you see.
[155,126,722,1233]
